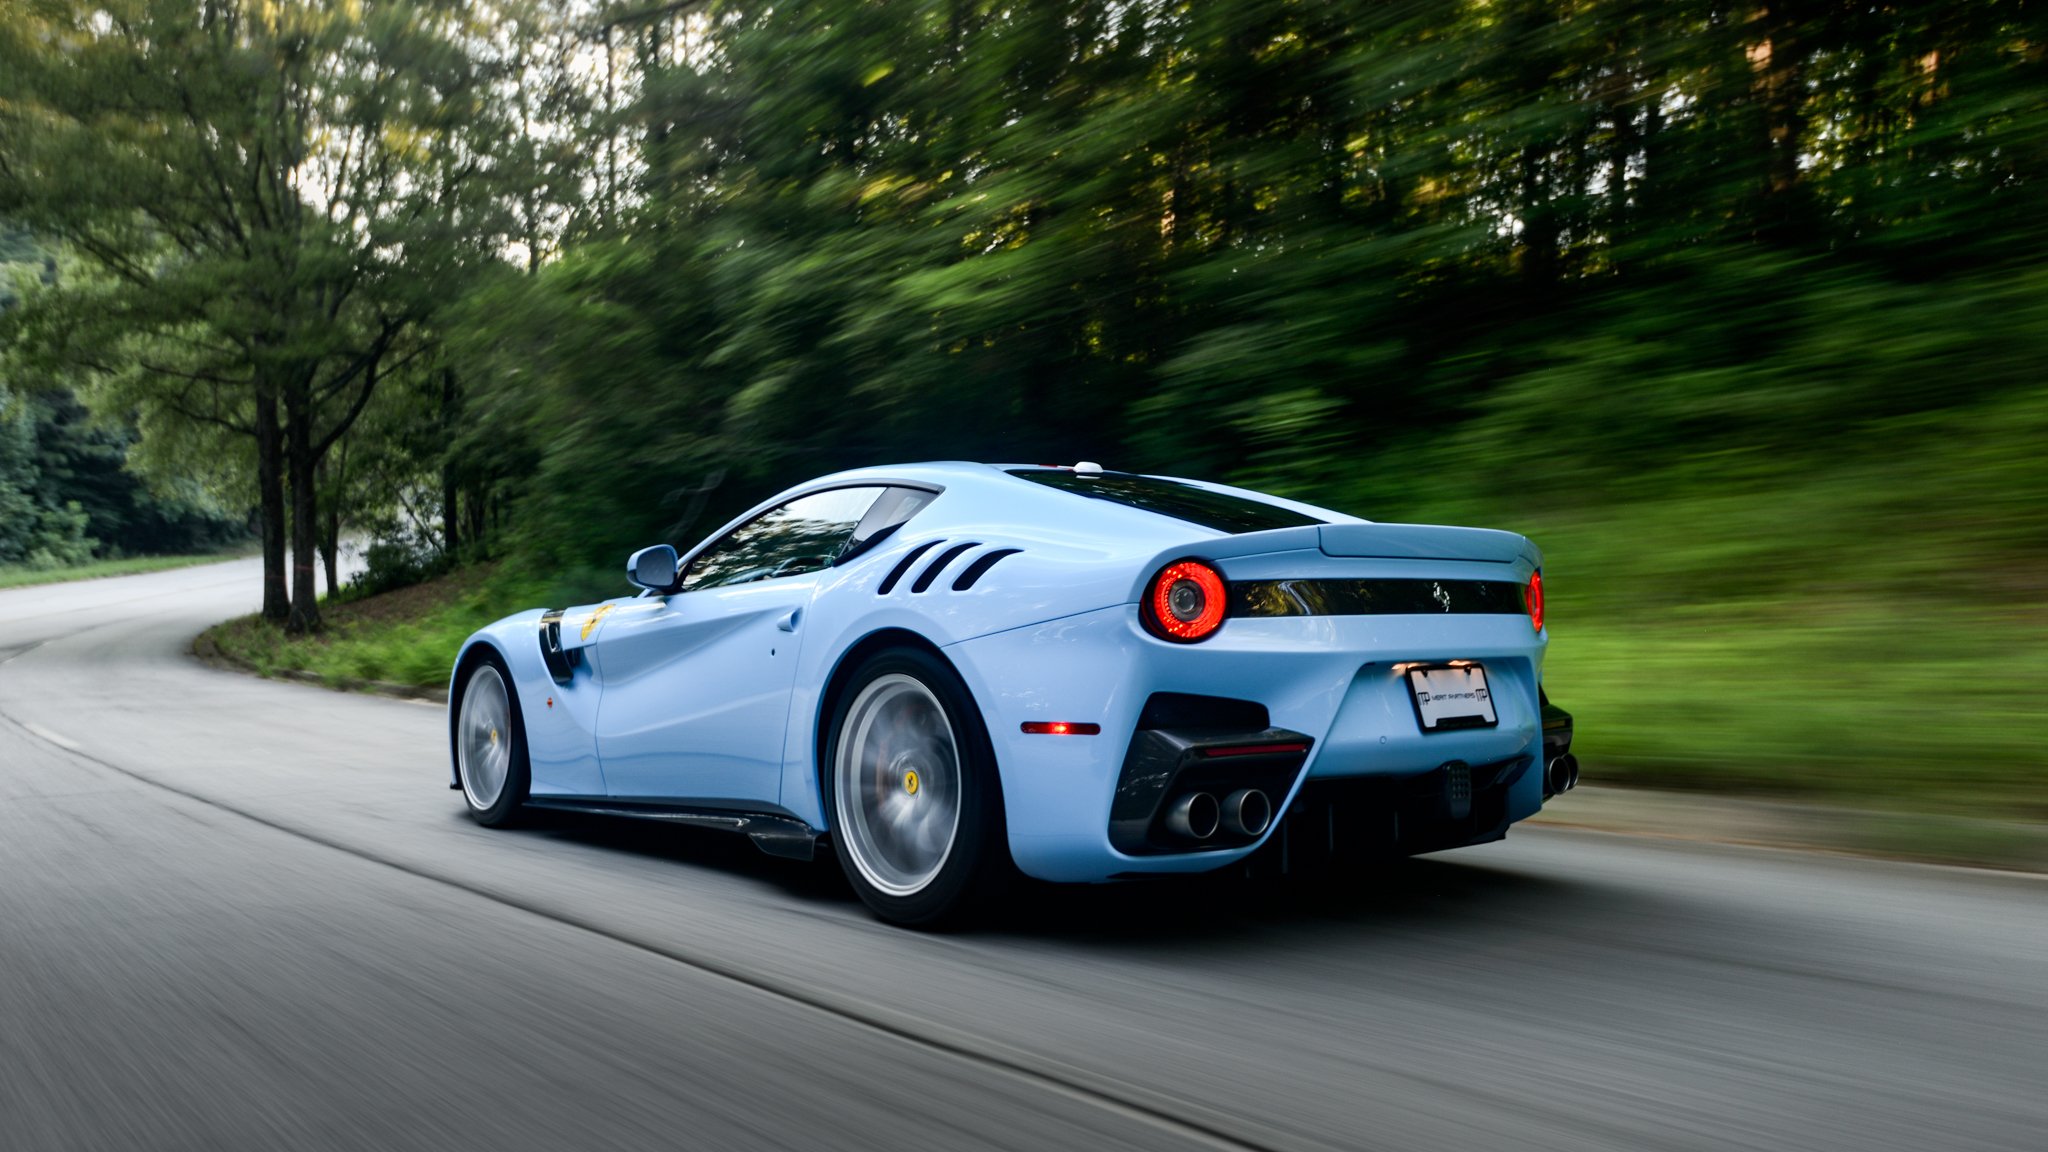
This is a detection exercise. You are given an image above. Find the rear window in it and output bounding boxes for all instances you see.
[1007,469,1322,534]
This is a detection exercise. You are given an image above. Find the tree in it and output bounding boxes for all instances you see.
[0,0,502,628]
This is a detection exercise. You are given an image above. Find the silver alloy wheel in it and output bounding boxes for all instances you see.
[834,673,963,896]
[458,664,513,811]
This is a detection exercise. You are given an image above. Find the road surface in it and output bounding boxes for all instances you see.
[1,558,2041,1150]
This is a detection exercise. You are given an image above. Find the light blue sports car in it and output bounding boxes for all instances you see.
[448,462,1577,925]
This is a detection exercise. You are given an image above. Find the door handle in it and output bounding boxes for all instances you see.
[776,608,802,632]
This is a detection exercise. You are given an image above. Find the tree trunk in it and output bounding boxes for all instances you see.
[319,451,342,599]
[1518,143,1560,288]
[1603,41,1641,265]
[285,394,321,634]
[320,518,340,599]
[256,391,289,623]
[440,368,460,556]
[465,487,486,552]
[1754,1,1809,240]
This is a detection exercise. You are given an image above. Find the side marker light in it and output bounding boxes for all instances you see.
[1021,721,1101,735]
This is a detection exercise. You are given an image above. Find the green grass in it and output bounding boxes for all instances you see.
[203,415,2048,825]
[208,542,2048,824]
[200,566,531,692]
[1309,401,2048,822]
[1551,603,2046,818]
[1445,466,2048,821]
[0,549,249,590]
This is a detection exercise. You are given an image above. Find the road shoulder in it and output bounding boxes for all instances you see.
[1531,782,2048,874]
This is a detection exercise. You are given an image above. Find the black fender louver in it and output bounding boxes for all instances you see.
[911,542,980,592]
[951,548,1022,591]
[878,540,943,595]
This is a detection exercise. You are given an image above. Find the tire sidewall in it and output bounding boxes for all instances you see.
[456,652,530,827]
[827,647,1005,926]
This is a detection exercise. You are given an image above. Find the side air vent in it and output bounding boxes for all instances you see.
[537,609,581,684]
[911,542,980,593]
[951,548,1022,591]
[878,540,943,595]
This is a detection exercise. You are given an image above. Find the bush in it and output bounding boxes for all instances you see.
[348,537,450,600]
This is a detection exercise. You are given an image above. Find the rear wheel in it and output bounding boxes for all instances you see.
[456,656,529,827]
[828,647,1005,926]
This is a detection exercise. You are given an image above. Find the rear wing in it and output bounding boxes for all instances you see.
[1133,522,1537,567]
[1125,520,1539,609]
[1316,523,1537,567]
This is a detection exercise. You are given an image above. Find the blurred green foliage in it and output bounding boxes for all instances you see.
[444,1,2048,809]
[22,0,2048,810]
[0,384,248,566]
[2,216,246,565]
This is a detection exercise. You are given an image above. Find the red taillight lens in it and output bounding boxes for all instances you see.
[1144,559,1227,642]
[1528,570,1545,632]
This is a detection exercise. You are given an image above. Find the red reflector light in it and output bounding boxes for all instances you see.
[1021,721,1101,735]
[1143,558,1227,642]
[1200,742,1310,759]
[1528,570,1545,633]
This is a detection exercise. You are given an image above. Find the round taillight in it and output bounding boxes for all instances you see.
[1528,570,1545,633]
[1145,559,1227,642]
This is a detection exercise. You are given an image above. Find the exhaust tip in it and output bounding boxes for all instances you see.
[1164,792,1220,840]
[1547,754,1581,795]
[1221,788,1272,838]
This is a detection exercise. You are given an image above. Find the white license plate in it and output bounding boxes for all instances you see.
[1406,664,1498,732]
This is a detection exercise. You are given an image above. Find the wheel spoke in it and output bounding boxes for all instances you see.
[834,673,963,897]
[459,665,512,811]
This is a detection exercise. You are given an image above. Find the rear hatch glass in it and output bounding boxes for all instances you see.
[1007,469,1322,534]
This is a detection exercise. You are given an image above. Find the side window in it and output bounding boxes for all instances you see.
[681,487,886,592]
[837,486,938,564]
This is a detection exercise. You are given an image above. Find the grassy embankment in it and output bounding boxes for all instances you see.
[201,564,534,693]
[0,549,249,590]
[204,407,2048,830]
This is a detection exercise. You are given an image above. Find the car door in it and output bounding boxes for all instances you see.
[590,486,887,805]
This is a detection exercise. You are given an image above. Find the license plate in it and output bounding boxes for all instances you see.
[1406,663,1498,732]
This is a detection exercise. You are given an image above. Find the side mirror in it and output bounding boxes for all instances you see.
[626,544,680,591]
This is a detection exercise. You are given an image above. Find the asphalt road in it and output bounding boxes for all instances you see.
[1,558,2042,1152]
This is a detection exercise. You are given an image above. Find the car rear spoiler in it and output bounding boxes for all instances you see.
[1148,522,1537,567]
[1127,521,1539,605]
[1315,523,1537,566]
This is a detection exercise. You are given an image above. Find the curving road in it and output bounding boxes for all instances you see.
[1,558,2042,1151]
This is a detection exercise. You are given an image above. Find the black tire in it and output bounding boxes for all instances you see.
[453,652,530,828]
[825,646,1008,927]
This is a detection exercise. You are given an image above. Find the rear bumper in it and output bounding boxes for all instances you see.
[946,603,1550,883]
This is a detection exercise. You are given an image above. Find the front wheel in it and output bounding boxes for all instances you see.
[827,647,1007,926]
[455,655,529,827]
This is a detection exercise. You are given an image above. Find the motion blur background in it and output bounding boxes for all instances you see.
[1,1,2043,830]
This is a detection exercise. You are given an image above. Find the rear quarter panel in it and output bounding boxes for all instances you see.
[773,486,1211,829]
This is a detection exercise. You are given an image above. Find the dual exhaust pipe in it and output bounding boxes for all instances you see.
[1546,753,1580,796]
[1164,788,1272,841]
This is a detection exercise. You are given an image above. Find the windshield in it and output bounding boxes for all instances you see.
[1007,469,1323,534]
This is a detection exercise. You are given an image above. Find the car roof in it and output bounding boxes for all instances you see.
[775,461,1360,535]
